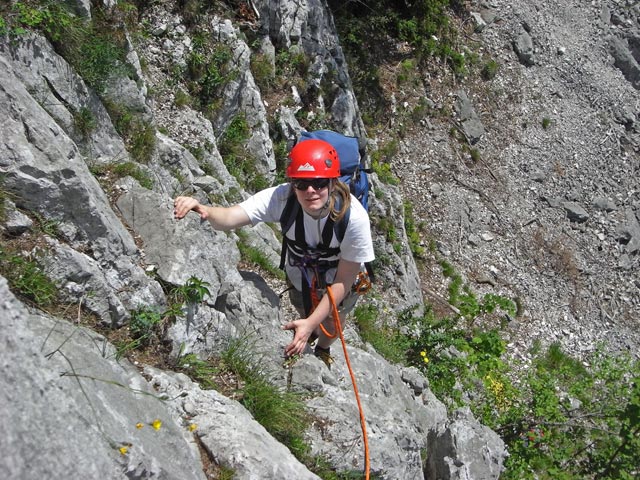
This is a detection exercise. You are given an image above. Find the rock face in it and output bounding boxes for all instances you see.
[0,1,507,479]
[0,279,206,480]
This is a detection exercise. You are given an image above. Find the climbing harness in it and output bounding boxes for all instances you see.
[326,284,371,479]
[279,194,376,284]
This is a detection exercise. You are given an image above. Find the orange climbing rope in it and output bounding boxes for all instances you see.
[326,285,371,480]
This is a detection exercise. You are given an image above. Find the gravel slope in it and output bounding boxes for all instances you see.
[391,0,640,362]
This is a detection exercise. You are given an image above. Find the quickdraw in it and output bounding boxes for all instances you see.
[353,271,372,295]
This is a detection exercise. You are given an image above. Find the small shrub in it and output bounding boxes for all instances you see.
[129,307,162,345]
[542,117,552,129]
[275,49,309,79]
[177,353,220,390]
[174,88,192,108]
[396,58,419,85]
[375,216,398,243]
[370,140,400,185]
[403,201,425,258]
[0,248,57,306]
[219,114,269,192]
[13,1,79,43]
[103,101,156,164]
[73,107,97,139]
[92,161,153,190]
[251,52,275,91]
[172,276,211,305]
[481,59,499,80]
[0,175,9,222]
[186,41,236,108]
[128,121,156,164]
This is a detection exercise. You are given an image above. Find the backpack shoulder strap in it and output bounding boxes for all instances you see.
[333,208,350,244]
[333,203,376,283]
[279,194,299,270]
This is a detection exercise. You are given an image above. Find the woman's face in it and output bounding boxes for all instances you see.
[292,178,331,216]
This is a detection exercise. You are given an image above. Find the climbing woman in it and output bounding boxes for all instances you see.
[173,138,375,367]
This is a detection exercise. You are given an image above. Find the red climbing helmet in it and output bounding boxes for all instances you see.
[286,139,340,179]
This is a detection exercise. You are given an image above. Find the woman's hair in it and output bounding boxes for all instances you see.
[328,179,351,222]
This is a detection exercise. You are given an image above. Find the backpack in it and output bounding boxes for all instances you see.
[278,130,374,302]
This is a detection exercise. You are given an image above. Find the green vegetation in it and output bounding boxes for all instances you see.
[0,247,58,306]
[178,336,371,479]
[219,114,270,193]
[370,140,400,185]
[398,306,639,478]
[272,138,290,183]
[174,88,192,108]
[186,35,236,111]
[250,52,276,92]
[32,212,60,237]
[129,307,163,346]
[0,177,7,223]
[353,304,408,364]
[403,201,425,259]
[91,161,154,190]
[177,352,220,390]
[1,1,135,94]
[221,338,309,451]
[469,147,481,163]
[236,230,285,280]
[114,276,211,359]
[2,2,153,164]
[73,107,98,139]
[330,0,466,127]
[542,117,552,129]
[396,58,420,86]
[275,48,309,86]
[354,259,639,479]
[495,345,639,479]
[104,101,156,164]
[374,216,397,245]
[171,276,212,305]
[481,59,499,80]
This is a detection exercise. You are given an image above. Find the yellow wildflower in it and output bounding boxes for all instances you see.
[152,419,162,431]
[119,446,129,455]
[420,350,429,363]
[188,423,197,432]
[135,422,144,429]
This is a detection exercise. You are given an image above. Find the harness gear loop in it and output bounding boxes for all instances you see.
[326,285,370,479]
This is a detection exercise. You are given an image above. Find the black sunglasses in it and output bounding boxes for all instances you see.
[292,178,331,191]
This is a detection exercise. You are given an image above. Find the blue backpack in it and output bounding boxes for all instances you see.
[278,130,374,299]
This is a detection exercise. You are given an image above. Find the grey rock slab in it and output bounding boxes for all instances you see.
[0,277,206,480]
[145,367,321,480]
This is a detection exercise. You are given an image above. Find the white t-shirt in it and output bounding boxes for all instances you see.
[239,183,375,290]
